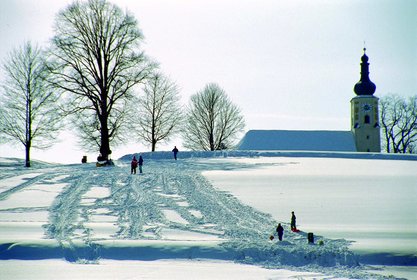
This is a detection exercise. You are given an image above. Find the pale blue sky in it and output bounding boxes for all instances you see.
[0,0,416,163]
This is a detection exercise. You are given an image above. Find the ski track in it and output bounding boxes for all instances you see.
[0,173,53,201]
[1,160,377,279]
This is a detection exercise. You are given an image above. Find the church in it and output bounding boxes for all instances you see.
[238,49,381,153]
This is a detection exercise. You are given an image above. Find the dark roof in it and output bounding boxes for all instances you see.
[238,130,356,152]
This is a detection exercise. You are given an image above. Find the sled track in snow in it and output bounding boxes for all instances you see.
[1,160,372,278]
[44,163,277,243]
[0,172,55,201]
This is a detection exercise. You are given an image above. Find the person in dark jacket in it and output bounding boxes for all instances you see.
[172,146,179,160]
[276,223,284,241]
[131,156,138,174]
[138,155,144,174]
[291,211,297,231]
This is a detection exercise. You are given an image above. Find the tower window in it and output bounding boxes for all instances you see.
[364,115,370,124]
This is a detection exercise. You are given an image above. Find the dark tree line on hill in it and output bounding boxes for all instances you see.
[0,0,245,167]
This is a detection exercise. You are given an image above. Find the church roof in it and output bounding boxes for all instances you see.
[238,130,357,152]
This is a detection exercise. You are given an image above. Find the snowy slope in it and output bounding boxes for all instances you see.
[0,154,416,279]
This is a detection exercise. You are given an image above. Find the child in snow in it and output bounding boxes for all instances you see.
[131,156,138,174]
[276,223,284,241]
[138,155,144,174]
[291,211,297,231]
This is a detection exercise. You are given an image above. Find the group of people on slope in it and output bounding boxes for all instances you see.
[130,155,143,174]
[272,211,297,242]
[130,146,179,174]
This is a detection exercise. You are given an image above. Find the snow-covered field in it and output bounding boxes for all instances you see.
[0,152,416,279]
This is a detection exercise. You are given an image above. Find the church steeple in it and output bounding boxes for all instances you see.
[350,48,381,153]
[354,48,376,96]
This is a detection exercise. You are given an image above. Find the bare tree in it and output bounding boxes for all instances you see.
[0,42,62,167]
[183,83,245,151]
[380,94,417,153]
[48,0,155,162]
[135,72,183,151]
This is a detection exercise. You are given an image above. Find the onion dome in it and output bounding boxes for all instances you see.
[354,48,376,95]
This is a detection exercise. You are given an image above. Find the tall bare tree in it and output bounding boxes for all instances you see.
[380,94,417,153]
[183,83,245,151]
[48,0,155,161]
[135,72,183,151]
[0,42,62,167]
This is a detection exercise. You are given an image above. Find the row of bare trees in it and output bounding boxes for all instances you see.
[4,0,413,168]
[0,0,245,167]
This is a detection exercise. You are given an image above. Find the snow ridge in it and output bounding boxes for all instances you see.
[120,150,417,161]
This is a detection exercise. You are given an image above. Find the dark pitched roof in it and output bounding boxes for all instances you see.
[238,130,356,152]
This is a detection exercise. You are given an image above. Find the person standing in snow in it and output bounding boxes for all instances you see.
[291,211,297,231]
[131,156,138,174]
[276,223,284,241]
[172,146,179,160]
[138,155,144,174]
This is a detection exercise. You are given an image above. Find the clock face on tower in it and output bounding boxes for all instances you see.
[362,104,372,112]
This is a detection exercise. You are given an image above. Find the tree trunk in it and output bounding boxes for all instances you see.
[100,128,111,160]
[25,87,31,168]
[152,140,156,152]
[151,125,156,152]
[209,133,215,151]
[99,110,111,160]
[25,143,31,168]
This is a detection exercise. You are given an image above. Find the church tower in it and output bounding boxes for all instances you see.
[351,48,380,152]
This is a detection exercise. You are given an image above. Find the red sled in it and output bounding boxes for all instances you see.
[291,228,300,232]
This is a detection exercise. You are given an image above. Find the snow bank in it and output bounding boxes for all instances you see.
[0,259,335,280]
[203,157,417,267]
[1,154,416,279]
